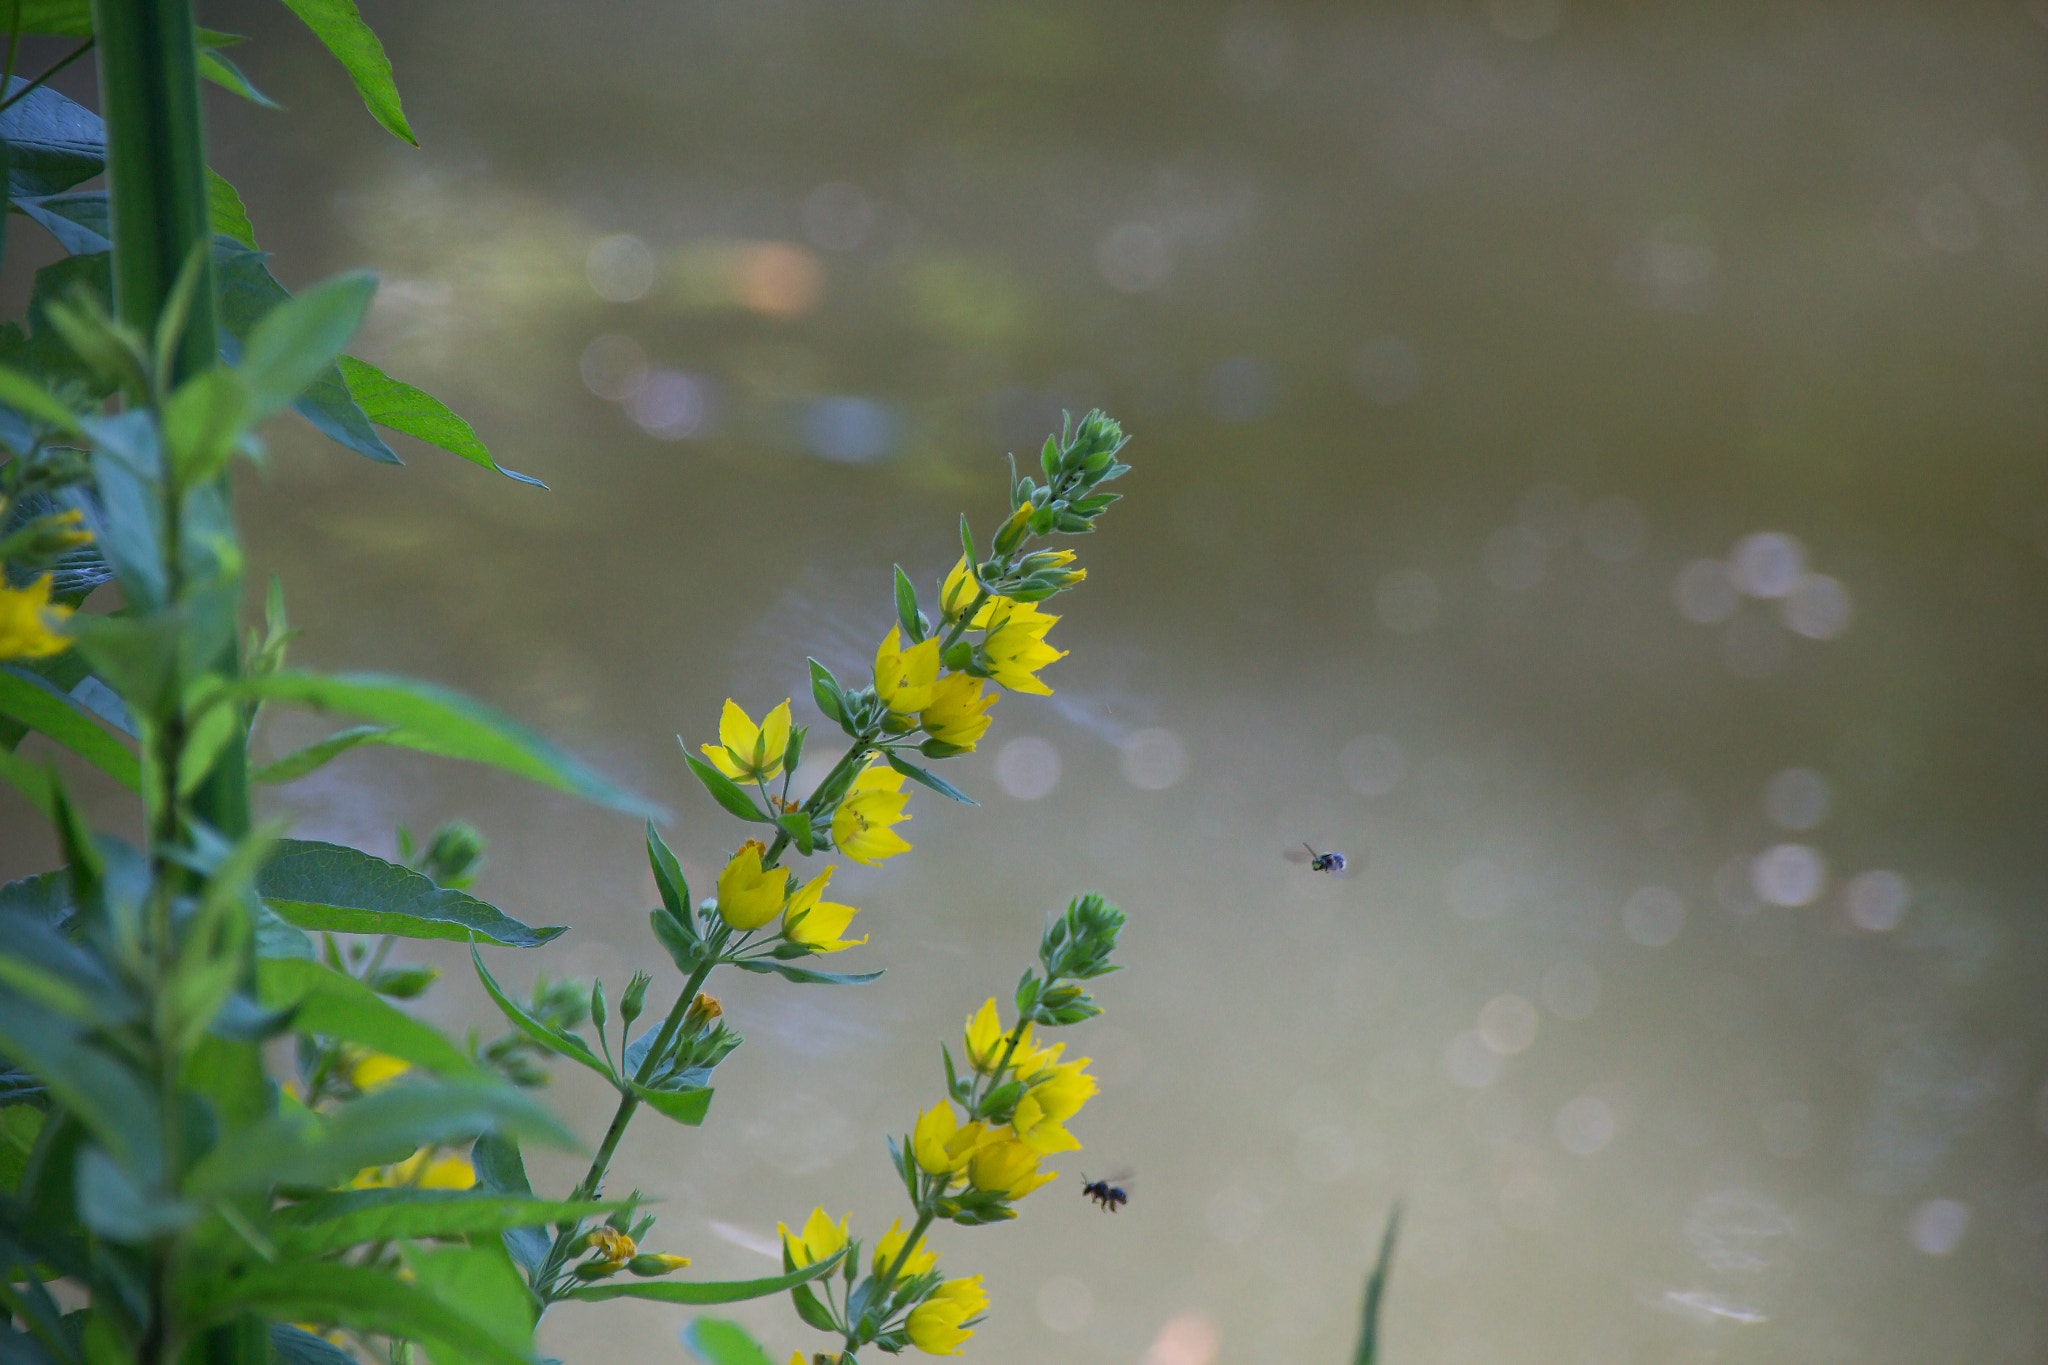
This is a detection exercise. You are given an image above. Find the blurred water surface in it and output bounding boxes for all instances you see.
[6,2,2048,1362]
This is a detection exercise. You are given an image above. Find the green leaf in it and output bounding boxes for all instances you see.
[567,1253,844,1306]
[257,840,564,947]
[727,959,882,987]
[645,821,689,922]
[234,671,664,819]
[680,750,770,823]
[470,944,613,1083]
[0,76,102,199]
[624,1078,711,1127]
[270,1324,355,1365]
[788,1281,838,1333]
[884,751,977,806]
[0,666,138,791]
[250,723,401,784]
[182,1261,529,1365]
[197,47,280,109]
[679,1318,775,1365]
[238,272,376,422]
[0,363,82,433]
[276,0,417,145]
[162,366,254,486]
[807,658,845,726]
[256,957,487,1080]
[0,995,161,1184]
[404,1240,537,1365]
[186,1079,578,1199]
[336,355,541,487]
[206,168,258,249]
[1352,1206,1401,1365]
[272,1188,618,1255]
[0,746,55,817]
[775,811,813,856]
[893,565,923,642]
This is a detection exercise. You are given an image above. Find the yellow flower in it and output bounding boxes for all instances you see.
[977,599,1064,696]
[911,1103,989,1176]
[962,999,1028,1075]
[907,1277,987,1355]
[779,1207,851,1268]
[0,574,72,660]
[352,1147,476,1190]
[967,1133,1055,1200]
[1011,1058,1096,1155]
[716,840,787,931]
[831,758,911,865]
[875,627,941,717]
[344,1050,412,1092]
[939,558,995,629]
[701,698,794,783]
[872,1218,939,1279]
[782,865,866,953]
[585,1226,636,1271]
[627,1252,692,1275]
[920,672,997,751]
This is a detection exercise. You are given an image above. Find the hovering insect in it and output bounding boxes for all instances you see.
[1286,843,1353,877]
[1081,1173,1130,1213]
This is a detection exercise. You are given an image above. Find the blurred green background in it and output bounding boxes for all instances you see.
[5,2,2048,1362]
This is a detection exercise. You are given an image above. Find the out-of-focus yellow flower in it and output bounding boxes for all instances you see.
[939,558,995,629]
[1011,1059,1096,1155]
[831,759,911,865]
[779,1207,851,1268]
[782,865,866,953]
[685,992,722,1026]
[911,1103,988,1176]
[977,599,1063,696]
[344,1050,411,1092]
[968,1133,1055,1200]
[0,574,72,660]
[875,627,941,717]
[716,840,787,931]
[584,1226,635,1271]
[920,672,997,751]
[701,698,793,783]
[872,1217,939,1279]
[962,999,1029,1075]
[907,1276,986,1355]
[352,1147,476,1190]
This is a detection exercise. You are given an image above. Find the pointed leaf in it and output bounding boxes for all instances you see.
[680,750,770,823]
[0,665,139,791]
[336,355,541,486]
[234,671,663,819]
[269,1188,617,1253]
[404,1240,537,1365]
[251,724,402,784]
[257,840,563,946]
[0,77,102,199]
[470,944,613,1082]
[198,47,280,110]
[680,1319,775,1365]
[205,169,258,249]
[567,1252,844,1306]
[238,272,376,422]
[775,811,813,856]
[727,959,882,987]
[624,1078,711,1127]
[257,957,487,1080]
[807,658,845,726]
[884,751,977,806]
[183,1261,527,1365]
[276,0,416,145]
[645,821,689,921]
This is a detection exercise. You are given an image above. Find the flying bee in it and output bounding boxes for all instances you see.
[1286,843,1353,877]
[1080,1172,1130,1212]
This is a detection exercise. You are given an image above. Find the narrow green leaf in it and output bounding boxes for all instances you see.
[680,749,770,823]
[182,1261,526,1365]
[679,1318,775,1365]
[1352,1206,1401,1365]
[884,751,977,806]
[234,670,663,818]
[0,747,55,817]
[336,355,541,487]
[727,959,882,987]
[256,958,487,1081]
[206,168,258,248]
[238,271,376,421]
[272,1189,619,1254]
[893,565,922,642]
[250,723,401,784]
[470,944,614,1083]
[0,666,139,791]
[807,658,845,726]
[404,1240,537,1365]
[0,996,160,1183]
[257,840,564,947]
[197,47,280,109]
[568,1253,843,1306]
[645,821,689,921]
[0,363,82,433]
[162,366,254,487]
[624,1078,712,1127]
[276,0,417,145]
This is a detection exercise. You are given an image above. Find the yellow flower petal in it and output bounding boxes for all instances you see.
[0,573,72,661]
[716,840,787,930]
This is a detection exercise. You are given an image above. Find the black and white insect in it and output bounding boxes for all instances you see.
[1080,1172,1130,1212]
[1286,842,1353,877]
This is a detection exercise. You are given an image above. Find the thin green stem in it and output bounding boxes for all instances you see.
[760,738,874,868]
[0,37,93,114]
[872,1203,938,1305]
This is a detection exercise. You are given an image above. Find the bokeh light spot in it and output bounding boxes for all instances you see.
[1673,558,1739,623]
[1843,869,1911,932]
[1478,993,1539,1055]
[1555,1096,1616,1154]
[1622,885,1686,947]
[993,736,1061,800]
[1782,573,1852,639]
[1751,844,1826,907]
[579,334,647,400]
[1909,1199,1971,1255]
[1445,1030,1507,1088]
[1730,532,1805,598]
[1141,1313,1220,1365]
[802,396,900,463]
[1119,726,1188,790]
[586,233,654,302]
[625,369,713,439]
